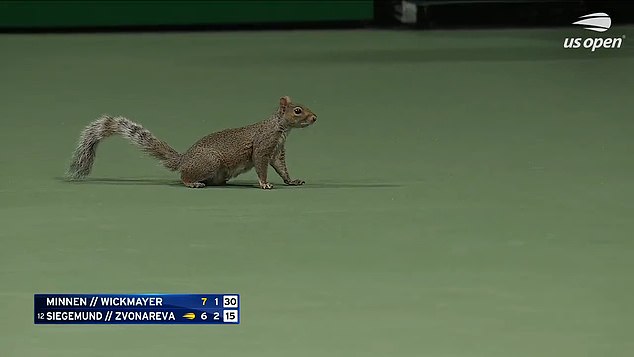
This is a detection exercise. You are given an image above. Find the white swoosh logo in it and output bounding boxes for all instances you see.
[573,12,611,32]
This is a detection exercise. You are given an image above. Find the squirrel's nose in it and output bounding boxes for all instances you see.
[311,115,317,122]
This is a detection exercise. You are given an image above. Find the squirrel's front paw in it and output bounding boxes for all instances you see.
[259,182,273,190]
[286,179,305,186]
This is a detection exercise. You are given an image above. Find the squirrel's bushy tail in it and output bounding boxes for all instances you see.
[66,115,181,180]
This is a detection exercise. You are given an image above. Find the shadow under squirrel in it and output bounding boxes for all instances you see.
[66,96,317,189]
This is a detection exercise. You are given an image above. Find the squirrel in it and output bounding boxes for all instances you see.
[66,96,317,189]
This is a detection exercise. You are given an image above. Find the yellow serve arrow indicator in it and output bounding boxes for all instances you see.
[182,313,196,320]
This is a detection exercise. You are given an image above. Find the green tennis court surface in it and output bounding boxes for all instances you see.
[1,28,633,356]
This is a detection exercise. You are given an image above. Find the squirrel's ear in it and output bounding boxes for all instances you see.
[279,96,292,107]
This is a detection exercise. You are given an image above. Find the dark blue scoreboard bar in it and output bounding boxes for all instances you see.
[34,294,240,325]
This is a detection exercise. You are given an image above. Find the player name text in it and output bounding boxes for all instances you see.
[45,297,164,307]
[43,311,176,321]
[100,297,163,306]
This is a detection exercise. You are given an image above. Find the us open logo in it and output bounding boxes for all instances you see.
[563,13,624,51]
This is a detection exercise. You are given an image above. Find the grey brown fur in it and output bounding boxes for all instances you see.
[66,96,317,189]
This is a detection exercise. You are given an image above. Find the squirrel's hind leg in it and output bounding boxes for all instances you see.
[180,155,222,189]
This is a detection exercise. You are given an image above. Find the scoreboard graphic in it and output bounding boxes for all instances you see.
[34,294,240,325]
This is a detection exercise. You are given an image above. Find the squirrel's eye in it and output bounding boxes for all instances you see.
[293,107,302,115]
